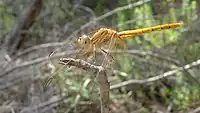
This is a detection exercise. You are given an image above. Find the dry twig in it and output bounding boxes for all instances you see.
[0,50,77,78]
[110,49,180,65]
[60,58,110,113]
[188,106,200,113]
[110,59,200,90]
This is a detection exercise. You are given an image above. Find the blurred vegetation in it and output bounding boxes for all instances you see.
[0,0,200,113]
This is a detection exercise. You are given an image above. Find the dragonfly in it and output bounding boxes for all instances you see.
[74,22,183,63]
[45,22,183,87]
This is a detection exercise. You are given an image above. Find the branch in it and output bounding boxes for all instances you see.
[0,105,15,113]
[0,50,76,78]
[110,49,180,66]
[15,42,65,59]
[112,50,200,85]
[110,59,200,90]
[188,106,200,113]
[60,58,110,113]
[6,0,44,55]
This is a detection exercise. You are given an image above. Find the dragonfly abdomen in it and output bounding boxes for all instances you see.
[118,22,183,39]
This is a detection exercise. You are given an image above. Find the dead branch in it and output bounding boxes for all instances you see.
[15,42,65,59]
[115,49,200,85]
[0,50,76,78]
[113,49,200,85]
[110,49,180,65]
[6,0,43,55]
[60,58,110,113]
[0,105,15,113]
[110,59,200,90]
[188,106,200,113]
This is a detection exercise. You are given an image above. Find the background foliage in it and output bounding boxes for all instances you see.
[0,0,200,113]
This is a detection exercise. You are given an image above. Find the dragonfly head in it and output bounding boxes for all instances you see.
[74,34,91,48]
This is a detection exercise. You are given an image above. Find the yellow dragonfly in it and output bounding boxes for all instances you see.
[74,22,183,62]
[45,22,183,86]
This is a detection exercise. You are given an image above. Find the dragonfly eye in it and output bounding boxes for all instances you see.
[74,38,81,44]
[77,38,81,42]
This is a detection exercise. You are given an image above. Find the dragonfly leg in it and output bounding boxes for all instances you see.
[100,48,114,63]
[91,45,98,64]
[93,45,97,60]
[75,49,83,58]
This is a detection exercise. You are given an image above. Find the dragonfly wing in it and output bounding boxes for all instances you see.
[115,38,125,50]
[90,28,109,44]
